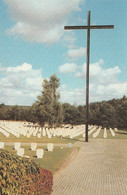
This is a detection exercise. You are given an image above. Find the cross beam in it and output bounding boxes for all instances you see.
[64,25,114,30]
[64,11,114,142]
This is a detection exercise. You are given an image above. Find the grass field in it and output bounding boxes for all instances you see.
[70,129,127,140]
[0,132,79,144]
[88,129,127,139]
[4,144,77,174]
[0,129,127,143]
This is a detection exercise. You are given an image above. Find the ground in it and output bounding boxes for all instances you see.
[52,139,127,195]
[1,128,127,194]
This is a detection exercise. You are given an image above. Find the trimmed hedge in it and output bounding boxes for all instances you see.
[0,149,53,194]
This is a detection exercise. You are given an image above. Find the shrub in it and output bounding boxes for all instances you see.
[0,149,53,195]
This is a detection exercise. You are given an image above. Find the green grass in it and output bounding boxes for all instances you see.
[1,128,127,145]
[110,130,127,139]
[74,129,127,140]
[4,144,76,174]
[88,129,127,139]
[0,133,79,144]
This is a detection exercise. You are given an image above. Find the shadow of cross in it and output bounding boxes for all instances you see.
[64,10,114,142]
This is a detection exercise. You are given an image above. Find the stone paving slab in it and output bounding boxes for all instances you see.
[52,139,127,195]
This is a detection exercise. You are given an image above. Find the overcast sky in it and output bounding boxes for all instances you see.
[0,0,127,106]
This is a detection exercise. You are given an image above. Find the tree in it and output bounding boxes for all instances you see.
[89,101,117,128]
[116,98,127,129]
[62,103,81,124]
[78,105,86,124]
[33,74,63,127]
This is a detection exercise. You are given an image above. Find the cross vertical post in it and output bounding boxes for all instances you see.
[64,11,114,142]
[86,11,90,142]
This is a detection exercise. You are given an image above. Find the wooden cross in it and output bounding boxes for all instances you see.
[64,11,114,142]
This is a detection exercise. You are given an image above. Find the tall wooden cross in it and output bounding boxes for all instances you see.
[64,11,114,142]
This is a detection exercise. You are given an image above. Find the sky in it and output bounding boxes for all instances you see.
[0,0,127,106]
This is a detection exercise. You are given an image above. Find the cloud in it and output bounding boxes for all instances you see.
[0,63,43,105]
[58,59,127,105]
[6,63,32,72]
[67,47,86,59]
[60,87,85,105]
[90,82,127,102]
[75,59,121,84]
[75,59,103,79]
[62,31,76,49]
[4,0,82,44]
[58,63,77,74]
[60,81,127,105]
[0,61,126,106]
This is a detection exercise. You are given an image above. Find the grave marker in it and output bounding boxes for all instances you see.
[17,148,24,157]
[31,143,37,151]
[14,142,21,150]
[0,142,4,149]
[47,143,54,151]
[36,149,44,158]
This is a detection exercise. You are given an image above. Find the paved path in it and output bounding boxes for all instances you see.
[52,139,127,195]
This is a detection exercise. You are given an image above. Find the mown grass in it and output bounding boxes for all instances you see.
[74,129,127,140]
[88,129,127,139]
[4,144,76,174]
[1,128,127,145]
[0,133,78,144]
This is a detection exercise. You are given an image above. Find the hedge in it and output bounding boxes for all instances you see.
[0,149,53,194]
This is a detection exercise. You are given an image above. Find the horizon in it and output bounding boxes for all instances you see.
[1,95,126,107]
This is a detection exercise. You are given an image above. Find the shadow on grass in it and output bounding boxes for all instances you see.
[117,132,127,135]
[62,137,85,143]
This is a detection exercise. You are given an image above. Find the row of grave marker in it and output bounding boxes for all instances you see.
[0,121,87,139]
[0,120,118,140]
[0,142,54,159]
[0,142,72,159]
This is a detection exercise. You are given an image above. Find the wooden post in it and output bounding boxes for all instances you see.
[85,11,90,142]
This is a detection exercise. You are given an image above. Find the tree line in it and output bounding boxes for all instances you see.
[0,75,127,129]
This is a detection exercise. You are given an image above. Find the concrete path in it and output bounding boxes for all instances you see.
[52,139,127,195]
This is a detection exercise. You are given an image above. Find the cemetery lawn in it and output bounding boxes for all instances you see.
[4,145,77,174]
[75,129,127,139]
[88,129,127,139]
[0,133,79,144]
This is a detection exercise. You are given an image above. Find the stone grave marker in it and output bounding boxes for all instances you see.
[47,143,54,151]
[42,128,46,136]
[0,142,4,149]
[36,149,44,158]
[17,148,24,157]
[37,133,41,138]
[114,128,118,132]
[14,142,21,150]
[48,134,52,139]
[93,127,101,138]
[31,143,37,151]
[103,128,107,138]
[68,143,72,148]
[110,128,115,136]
